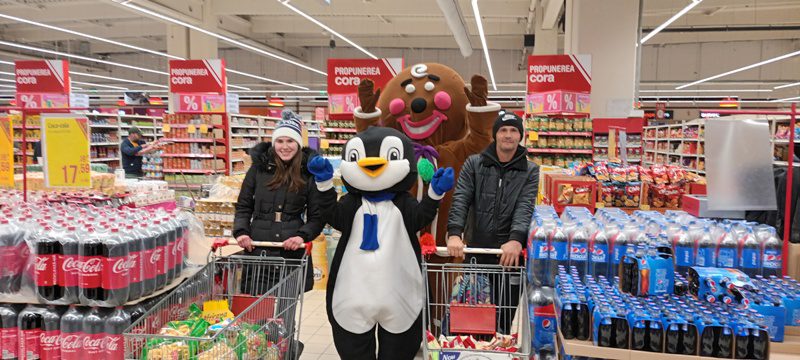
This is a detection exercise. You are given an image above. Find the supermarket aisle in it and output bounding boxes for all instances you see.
[298,290,425,360]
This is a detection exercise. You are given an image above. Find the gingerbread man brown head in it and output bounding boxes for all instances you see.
[373,63,470,146]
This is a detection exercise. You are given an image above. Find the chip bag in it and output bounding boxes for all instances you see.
[592,161,610,181]
[625,182,641,207]
[627,166,639,182]
[638,166,653,183]
[667,165,685,184]
[652,165,669,185]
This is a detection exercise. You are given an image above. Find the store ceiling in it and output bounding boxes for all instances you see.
[0,0,797,104]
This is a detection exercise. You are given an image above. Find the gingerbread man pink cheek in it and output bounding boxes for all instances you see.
[434,91,452,111]
[389,98,406,115]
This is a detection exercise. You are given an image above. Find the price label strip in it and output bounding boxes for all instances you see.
[0,116,13,187]
[41,114,91,188]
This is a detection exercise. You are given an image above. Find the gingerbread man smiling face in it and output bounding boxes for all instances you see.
[376,63,469,147]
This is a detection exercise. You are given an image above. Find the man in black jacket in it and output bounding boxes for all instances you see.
[446,110,538,333]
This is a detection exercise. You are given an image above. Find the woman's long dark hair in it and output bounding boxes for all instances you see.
[266,147,306,193]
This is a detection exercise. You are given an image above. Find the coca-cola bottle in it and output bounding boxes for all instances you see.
[160,217,177,284]
[18,306,42,360]
[40,306,61,360]
[102,228,131,306]
[1,219,25,294]
[35,226,64,302]
[59,225,80,304]
[123,225,143,303]
[78,228,104,304]
[81,308,104,357]
[150,220,168,291]
[175,212,189,275]
[103,307,130,360]
[0,304,19,360]
[59,306,84,360]
[139,222,158,296]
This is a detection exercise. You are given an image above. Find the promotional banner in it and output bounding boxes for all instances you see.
[526,55,591,114]
[0,116,13,187]
[176,93,226,113]
[15,60,70,94]
[41,114,91,188]
[226,93,240,114]
[16,93,70,110]
[327,58,403,118]
[168,59,226,94]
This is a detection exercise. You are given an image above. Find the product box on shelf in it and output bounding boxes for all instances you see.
[618,251,675,297]
[682,194,747,219]
[542,174,597,213]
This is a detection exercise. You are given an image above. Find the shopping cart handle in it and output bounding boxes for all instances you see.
[431,246,503,256]
[211,238,307,251]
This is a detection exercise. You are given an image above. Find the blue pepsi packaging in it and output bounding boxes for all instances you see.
[620,250,675,297]
[687,267,754,305]
[695,316,734,358]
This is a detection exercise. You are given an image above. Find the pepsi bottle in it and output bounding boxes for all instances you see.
[560,303,576,340]
[632,321,647,350]
[528,226,550,287]
[589,228,610,279]
[682,324,697,355]
[717,327,733,358]
[673,225,694,275]
[648,321,663,352]
[569,224,589,280]
[716,230,738,269]
[761,228,782,277]
[549,228,569,284]
[740,230,761,277]
[696,226,716,267]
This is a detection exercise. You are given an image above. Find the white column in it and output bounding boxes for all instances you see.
[533,0,560,55]
[565,0,640,118]
[189,0,219,59]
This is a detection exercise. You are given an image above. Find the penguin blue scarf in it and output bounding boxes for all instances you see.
[360,192,396,251]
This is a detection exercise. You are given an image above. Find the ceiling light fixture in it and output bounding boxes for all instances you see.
[771,96,800,102]
[640,89,772,93]
[640,0,703,44]
[117,1,327,76]
[0,40,167,75]
[278,0,377,59]
[71,81,128,90]
[677,49,800,89]
[228,84,252,91]
[471,0,497,90]
[774,82,800,90]
[72,71,167,88]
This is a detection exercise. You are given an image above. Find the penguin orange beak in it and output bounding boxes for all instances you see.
[357,157,388,177]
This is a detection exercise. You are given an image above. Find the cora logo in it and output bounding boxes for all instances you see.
[61,335,82,350]
[80,258,103,273]
[112,258,136,274]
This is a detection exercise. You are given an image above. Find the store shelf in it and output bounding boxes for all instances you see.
[120,115,162,120]
[230,124,260,129]
[13,138,40,142]
[120,125,157,129]
[528,148,594,154]
[91,157,120,162]
[161,153,217,158]
[231,158,245,162]
[163,168,221,174]
[161,138,215,143]
[536,131,593,137]
[13,126,40,129]
[231,144,256,149]
[325,128,357,133]
[231,133,261,138]
[774,161,800,167]
[91,142,119,146]
[326,139,349,145]
[168,183,203,189]
[89,124,119,129]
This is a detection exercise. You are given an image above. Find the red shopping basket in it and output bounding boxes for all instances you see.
[449,303,497,335]
[231,294,276,323]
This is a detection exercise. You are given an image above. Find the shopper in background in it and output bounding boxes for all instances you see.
[121,126,161,178]
[446,110,539,333]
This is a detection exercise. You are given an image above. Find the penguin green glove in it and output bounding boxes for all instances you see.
[307,155,333,182]
[430,167,455,196]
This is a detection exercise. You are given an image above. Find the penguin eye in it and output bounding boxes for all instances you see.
[387,148,401,161]
[347,149,360,162]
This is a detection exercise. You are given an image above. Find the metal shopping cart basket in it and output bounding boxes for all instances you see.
[421,246,530,360]
[124,239,309,360]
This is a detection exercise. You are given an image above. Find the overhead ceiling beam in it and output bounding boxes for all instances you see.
[249,16,524,36]
[541,0,564,30]
[210,0,530,17]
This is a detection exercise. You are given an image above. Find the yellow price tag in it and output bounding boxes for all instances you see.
[187,125,197,134]
[199,124,209,133]
[640,204,651,211]
[595,203,605,209]
[162,124,171,133]
[41,114,91,188]
[528,131,539,141]
[0,116,14,187]
[320,139,330,149]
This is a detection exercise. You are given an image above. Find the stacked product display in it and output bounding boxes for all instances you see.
[644,122,706,174]
[586,162,705,209]
[526,206,790,359]
[526,116,594,167]
[88,114,122,168]
[321,118,357,158]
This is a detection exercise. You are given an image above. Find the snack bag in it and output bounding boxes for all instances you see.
[638,166,653,183]
[600,183,614,207]
[558,184,574,205]
[613,185,626,207]
[667,165,685,184]
[651,184,667,208]
[593,161,610,181]
[664,184,683,208]
[651,165,669,185]
[610,165,628,183]
[626,166,639,182]
[573,185,591,205]
[625,182,641,207]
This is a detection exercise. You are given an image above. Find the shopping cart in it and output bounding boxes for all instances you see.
[124,240,309,360]
[421,246,530,360]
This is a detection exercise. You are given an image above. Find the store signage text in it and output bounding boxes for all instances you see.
[327,58,403,117]
[527,55,591,94]
[168,59,226,93]
[40,114,91,188]
[15,60,70,94]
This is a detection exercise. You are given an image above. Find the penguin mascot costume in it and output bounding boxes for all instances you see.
[307,126,455,359]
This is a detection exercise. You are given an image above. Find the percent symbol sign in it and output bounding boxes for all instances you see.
[546,93,558,111]
[20,94,38,109]
[183,95,199,111]
[564,93,575,111]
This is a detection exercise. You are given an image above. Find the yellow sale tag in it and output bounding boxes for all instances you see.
[320,139,330,149]
[187,125,197,134]
[595,203,605,209]
[41,114,91,188]
[0,116,14,187]
[199,124,209,133]
[162,124,171,133]
[640,204,651,211]
[528,131,538,141]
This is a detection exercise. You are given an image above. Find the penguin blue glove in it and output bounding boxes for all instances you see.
[307,155,334,182]
[430,167,455,196]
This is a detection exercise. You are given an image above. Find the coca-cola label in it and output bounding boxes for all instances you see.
[166,240,176,270]
[142,248,156,280]
[59,255,81,287]
[129,251,142,282]
[35,254,59,286]
[152,247,166,276]
[40,330,60,360]
[60,333,84,359]
[1,327,19,359]
[21,329,42,360]
[103,256,132,290]
[82,333,103,356]
[177,235,186,261]
[102,334,123,360]
[79,256,103,289]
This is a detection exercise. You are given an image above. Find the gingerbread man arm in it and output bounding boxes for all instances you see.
[354,79,382,132]
[438,75,500,157]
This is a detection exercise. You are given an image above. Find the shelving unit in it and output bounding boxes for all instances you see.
[643,121,705,173]
[592,117,644,164]
[161,113,227,190]
[525,113,594,167]
[320,118,356,158]
[86,113,123,170]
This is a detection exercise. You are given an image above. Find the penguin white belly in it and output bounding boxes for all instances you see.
[331,200,424,334]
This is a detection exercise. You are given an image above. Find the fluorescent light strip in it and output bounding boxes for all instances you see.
[471,0,497,91]
[72,71,167,88]
[0,60,13,65]
[0,41,167,76]
[227,70,308,90]
[233,89,324,94]
[639,99,780,104]
[278,1,377,60]
[118,2,327,76]
[774,82,800,90]
[640,0,703,44]
[228,84,252,91]
[641,95,739,99]
[0,84,15,89]
[771,96,800,102]
[677,49,800,89]
[640,89,772,93]
[73,89,168,93]
[72,81,128,90]
[0,78,16,83]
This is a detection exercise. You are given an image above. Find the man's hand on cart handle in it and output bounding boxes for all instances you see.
[446,235,465,258]
[283,236,304,251]
[236,235,254,252]
[499,241,522,267]
[212,237,307,252]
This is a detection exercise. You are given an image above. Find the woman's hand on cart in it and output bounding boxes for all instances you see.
[283,236,304,251]
[236,235,255,252]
